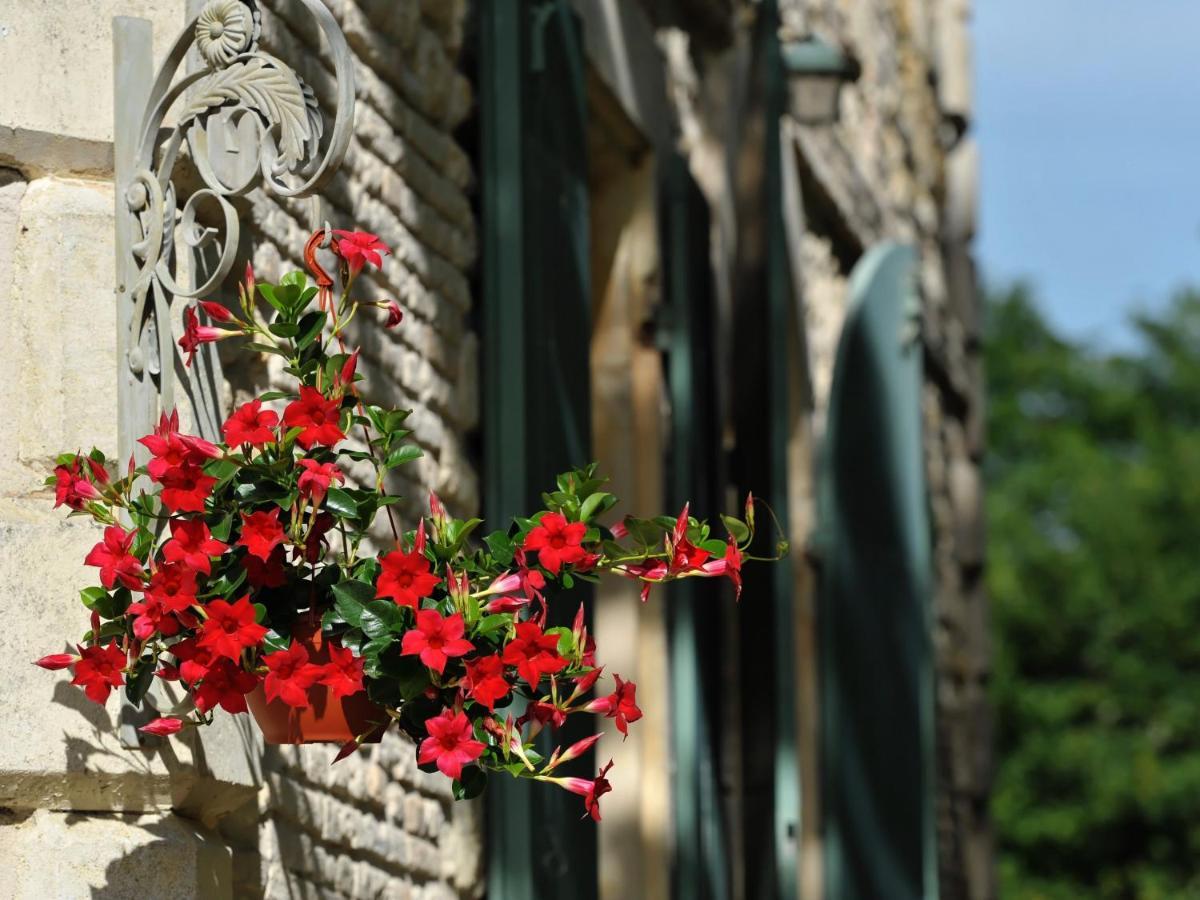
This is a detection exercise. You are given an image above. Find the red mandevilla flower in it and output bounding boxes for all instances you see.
[501,621,568,687]
[383,300,403,328]
[161,518,228,575]
[585,674,643,738]
[158,464,217,514]
[144,562,199,613]
[521,512,588,575]
[198,595,268,660]
[417,708,486,780]
[376,547,441,610]
[237,508,285,562]
[53,460,101,510]
[71,641,126,704]
[542,759,615,822]
[322,642,365,699]
[262,643,324,709]
[223,399,279,448]
[178,304,227,367]
[172,636,217,685]
[243,546,287,588]
[127,594,185,640]
[333,229,391,274]
[193,659,257,714]
[297,458,345,506]
[283,387,345,450]
[83,524,145,590]
[464,654,511,710]
[400,609,474,675]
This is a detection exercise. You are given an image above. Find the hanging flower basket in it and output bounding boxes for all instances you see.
[35,227,784,818]
[246,611,386,744]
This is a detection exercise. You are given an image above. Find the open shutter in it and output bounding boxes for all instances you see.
[815,243,937,900]
[479,1,595,897]
[660,155,730,900]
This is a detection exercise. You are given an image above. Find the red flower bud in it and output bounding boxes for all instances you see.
[339,349,359,387]
[34,653,76,671]
[198,301,234,323]
[139,717,184,736]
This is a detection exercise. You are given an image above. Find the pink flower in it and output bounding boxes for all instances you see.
[334,230,390,274]
[400,609,474,674]
[83,525,145,590]
[417,708,486,780]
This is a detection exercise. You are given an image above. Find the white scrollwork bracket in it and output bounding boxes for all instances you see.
[111,0,354,745]
[113,0,354,454]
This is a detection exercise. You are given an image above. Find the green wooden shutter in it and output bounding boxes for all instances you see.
[479,2,595,898]
[660,154,730,900]
[815,243,937,900]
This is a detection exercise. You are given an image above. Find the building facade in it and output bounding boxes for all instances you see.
[0,0,988,898]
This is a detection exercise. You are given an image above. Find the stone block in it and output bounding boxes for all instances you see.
[0,808,233,899]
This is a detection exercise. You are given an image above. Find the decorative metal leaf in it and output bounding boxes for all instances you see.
[181,57,312,169]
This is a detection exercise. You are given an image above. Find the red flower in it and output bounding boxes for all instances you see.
[237,508,285,561]
[383,300,404,328]
[400,609,474,675]
[521,513,587,575]
[222,400,279,447]
[197,300,233,323]
[322,642,365,699]
[297,458,345,505]
[668,503,710,573]
[262,643,324,709]
[70,641,126,704]
[139,717,184,736]
[299,512,335,564]
[193,658,257,714]
[243,546,287,588]
[519,700,567,732]
[417,708,486,780]
[198,595,267,660]
[162,518,228,575]
[53,460,101,510]
[701,539,743,600]
[178,304,227,367]
[83,525,144,590]
[501,621,567,687]
[586,674,643,737]
[34,653,77,670]
[172,636,217,684]
[464,654,511,710]
[139,414,220,482]
[283,387,345,450]
[334,229,391,274]
[127,594,184,640]
[158,464,217,513]
[144,563,199,613]
[556,759,614,822]
[376,547,440,609]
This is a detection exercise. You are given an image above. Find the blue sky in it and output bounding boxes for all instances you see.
[975,1,1200,348]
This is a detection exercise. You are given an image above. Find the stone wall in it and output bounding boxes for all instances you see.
[0,0,484,896]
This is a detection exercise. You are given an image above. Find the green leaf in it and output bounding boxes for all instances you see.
[124,658,155,708]
[262,630,290,654]
[257,283,285,312]
[484,531,515,565]
[721,515,750,544]
[324,487,358,519]
[257,391,292,402]
[80,586,108,610]
[253,603,267,624]
[210,512,234,542]
[331,580,374,628]
[700,538,727,556]
[475,614,512,638]
[579,491,615,522]
[94,588,130,620]
[295,311,326,350]
[360,600,405,639]
[384,445,423,468]
[245,341,287,358]
[361,634,395,660]
[269,321,300,338]
[452,765,488,800]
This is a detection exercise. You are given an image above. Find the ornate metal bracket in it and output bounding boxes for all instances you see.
[113,0,354,452]
[111,0,354,745]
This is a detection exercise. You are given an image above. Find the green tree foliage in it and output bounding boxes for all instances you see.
[988,284,1200,898]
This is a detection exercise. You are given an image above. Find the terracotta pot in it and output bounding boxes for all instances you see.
[247,613,386,745]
